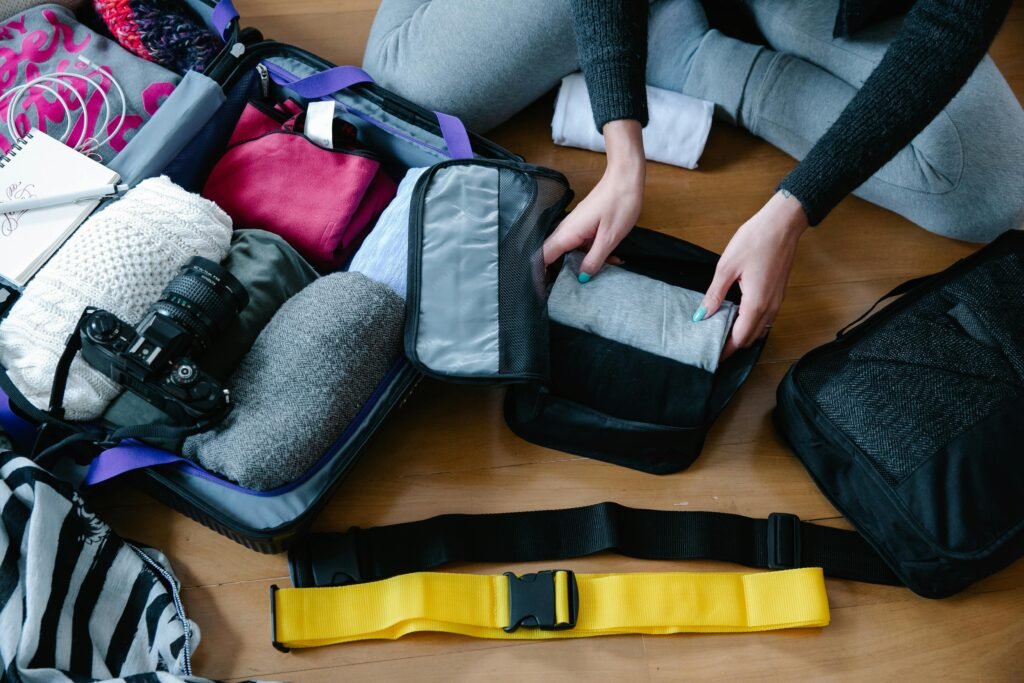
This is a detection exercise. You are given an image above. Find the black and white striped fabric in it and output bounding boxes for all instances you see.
[0,437,234,683]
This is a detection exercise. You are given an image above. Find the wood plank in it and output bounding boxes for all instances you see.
[189,569,1024,681]
[219,630,650,683]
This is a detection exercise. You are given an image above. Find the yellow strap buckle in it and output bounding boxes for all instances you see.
[504,570,579,632]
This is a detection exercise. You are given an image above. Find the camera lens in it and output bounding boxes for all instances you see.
[148,256,249,350]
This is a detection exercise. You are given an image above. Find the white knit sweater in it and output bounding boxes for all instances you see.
[0,176,232,421]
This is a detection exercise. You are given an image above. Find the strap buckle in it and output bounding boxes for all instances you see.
[767,512,802,570]
[503,570,579,633]
[289,530,363,588]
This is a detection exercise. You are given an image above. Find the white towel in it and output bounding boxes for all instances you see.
[551,72,714,170]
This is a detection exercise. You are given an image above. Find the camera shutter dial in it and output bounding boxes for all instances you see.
[170,361,199,387]
[85,311,120,343]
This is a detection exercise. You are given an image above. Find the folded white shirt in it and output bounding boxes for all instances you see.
[552,72,714,170]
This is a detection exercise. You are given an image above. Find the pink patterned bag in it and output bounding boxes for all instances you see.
[203,101,397,270]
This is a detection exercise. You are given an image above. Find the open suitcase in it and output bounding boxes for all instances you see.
[0,0,576,552]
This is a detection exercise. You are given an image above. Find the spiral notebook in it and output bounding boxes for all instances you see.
[0,130,120,288]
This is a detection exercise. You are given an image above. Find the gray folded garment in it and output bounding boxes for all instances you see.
[549,252,737,374]
[182,272,405,490]
[203,229,320,380]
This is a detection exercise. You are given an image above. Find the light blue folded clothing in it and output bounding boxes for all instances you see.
[549,252,737,374]
[347,166,429,298]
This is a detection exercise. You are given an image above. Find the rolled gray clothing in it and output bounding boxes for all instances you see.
[183,272,405,491]
[549,252,736,374]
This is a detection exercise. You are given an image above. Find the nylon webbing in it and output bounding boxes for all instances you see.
[272,568,830,648]
[288,503,900,588]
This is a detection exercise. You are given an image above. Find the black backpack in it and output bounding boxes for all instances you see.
[775,231,1024,597]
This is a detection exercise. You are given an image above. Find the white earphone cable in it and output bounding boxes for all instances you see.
[0,56,128,160]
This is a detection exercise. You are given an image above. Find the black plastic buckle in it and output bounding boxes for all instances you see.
[269,584,289,653]
[503,570,579,633]
[767,512,802,570]
[289,529,363,588]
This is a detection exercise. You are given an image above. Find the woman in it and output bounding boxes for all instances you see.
[363,0,1023,355]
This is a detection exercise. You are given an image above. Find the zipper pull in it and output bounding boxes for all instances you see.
[256,63,270,98]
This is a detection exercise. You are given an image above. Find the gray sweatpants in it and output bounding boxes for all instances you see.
[363,0,1024,242]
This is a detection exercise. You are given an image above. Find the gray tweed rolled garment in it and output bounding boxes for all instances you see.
[183,272,405,490]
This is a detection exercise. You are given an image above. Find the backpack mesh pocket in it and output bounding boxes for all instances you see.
[796,253,1024,487]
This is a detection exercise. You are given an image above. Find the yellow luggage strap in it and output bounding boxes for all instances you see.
[270,567,829,649]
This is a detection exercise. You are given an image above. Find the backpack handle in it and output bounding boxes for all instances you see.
[836,272,941,338]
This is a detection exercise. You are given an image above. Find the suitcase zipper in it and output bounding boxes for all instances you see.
[256,63,270,98]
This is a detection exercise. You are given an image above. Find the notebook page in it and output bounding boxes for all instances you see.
[0,130,120,287]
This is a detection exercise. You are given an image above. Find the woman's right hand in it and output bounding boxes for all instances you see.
[543,119,645,280]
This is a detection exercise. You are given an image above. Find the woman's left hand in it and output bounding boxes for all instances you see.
[696,191,809,358]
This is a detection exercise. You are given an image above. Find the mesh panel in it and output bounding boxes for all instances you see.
[797,253,1024,487]
[497,168,571,375]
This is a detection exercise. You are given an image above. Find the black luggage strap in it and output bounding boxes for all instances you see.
[288,503,900,588]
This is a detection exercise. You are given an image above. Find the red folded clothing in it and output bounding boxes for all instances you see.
[203,100,396,270]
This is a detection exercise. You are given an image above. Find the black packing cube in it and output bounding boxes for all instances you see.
[505,227,764,474]
[775,230,1024,597]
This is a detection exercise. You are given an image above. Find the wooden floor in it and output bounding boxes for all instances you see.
[92,2,1024,681]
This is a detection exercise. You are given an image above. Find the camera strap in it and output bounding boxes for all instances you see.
[0,315,222,465]
[47,313,89,420]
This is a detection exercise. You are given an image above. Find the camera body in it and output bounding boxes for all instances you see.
[80,307,229,423]
[79,256,248,424]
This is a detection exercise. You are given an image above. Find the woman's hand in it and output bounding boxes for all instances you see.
[696,191,809,358]
[543,119,645,280]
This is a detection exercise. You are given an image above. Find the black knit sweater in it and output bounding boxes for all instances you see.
[569,0,1012,226]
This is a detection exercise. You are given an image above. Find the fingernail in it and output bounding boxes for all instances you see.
[692,305,706,322]
[578,272,591,284]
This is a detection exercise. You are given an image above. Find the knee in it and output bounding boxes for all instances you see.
[923,133,1024,243]
[362,28,414,100]
[915,175,1024,243]
[929,197,1024,244]
[362,24,496,131]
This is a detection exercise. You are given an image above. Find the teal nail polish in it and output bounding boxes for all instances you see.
[692,305,706,322]
[578,272,591,284]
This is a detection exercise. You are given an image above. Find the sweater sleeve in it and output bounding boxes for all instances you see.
[569,0,649,131]
[779,0,1012,226]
